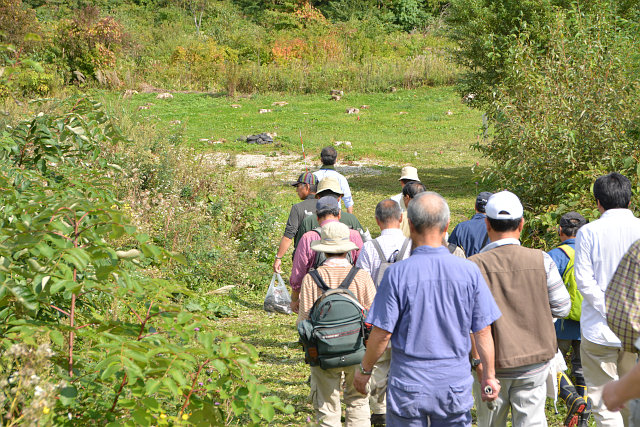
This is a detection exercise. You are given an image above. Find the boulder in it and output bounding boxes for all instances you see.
[272,101,288,107]
[156,92,174,99]
[330,95,341,101]
[346,108,360,114]
[259,109,272,114]
[330,89,344,96]
[245,133,274,145]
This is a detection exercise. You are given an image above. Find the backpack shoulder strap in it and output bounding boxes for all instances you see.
[338,266,360,290]
[557,244,575,259]
[398,238,410,259]
[371,239,386,260]
[448,242,458,254]
[309,269,330,292]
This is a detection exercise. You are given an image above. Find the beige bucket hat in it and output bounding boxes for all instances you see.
[310,222,359,254]
[317,177,343,195]
[399,166,420,182]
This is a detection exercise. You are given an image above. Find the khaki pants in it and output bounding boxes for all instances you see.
[370,348,391,414]
[472,370,490,427]
[486,369,548,427]
[310,365,371,427]
[580,337,637,427]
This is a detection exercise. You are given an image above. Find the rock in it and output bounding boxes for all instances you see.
[210,139,226,144]
[360,105,370,109]
[330,89,344,96]
[346,108,360,114]
[399,111,408,115]
[266,132,277,138]
[156,92,173,99]
[272,101,288,107]
[463,93,476,102]
[259,109,272,114]
[330,95,341,101]
[73,70,86,83]
[446,110,453,115]
[390,86,397,93]
[199,138,210,142]
[169,120,182,125]
[137,105,150,111]
[334,141,352,147]
[245,133,274,145]
[230,104,241,108]
[122,89,138,99]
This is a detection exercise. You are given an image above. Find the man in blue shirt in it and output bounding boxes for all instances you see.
[354,192,502,426]
[448,192,493,257]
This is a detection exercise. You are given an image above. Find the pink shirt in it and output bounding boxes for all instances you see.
[290,219,363,291]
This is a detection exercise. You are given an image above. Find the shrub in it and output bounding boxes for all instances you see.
[473,2,640,244]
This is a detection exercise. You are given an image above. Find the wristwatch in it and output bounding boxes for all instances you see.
[359,362,373,375]
[471,358,482,370]
[275,255,282,260]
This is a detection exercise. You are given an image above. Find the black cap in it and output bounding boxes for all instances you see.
[475,191,493,213]
[559,212,587,229]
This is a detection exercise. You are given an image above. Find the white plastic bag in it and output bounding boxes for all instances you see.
[263,273,292,314]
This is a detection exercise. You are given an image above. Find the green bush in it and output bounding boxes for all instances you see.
[472,2,640,245]
[0,97,292,425]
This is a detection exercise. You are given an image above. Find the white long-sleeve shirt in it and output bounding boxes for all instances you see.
[575,208,640,346]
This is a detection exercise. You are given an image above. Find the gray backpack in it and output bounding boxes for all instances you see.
[371,238,410,287]
[297,267,367,369]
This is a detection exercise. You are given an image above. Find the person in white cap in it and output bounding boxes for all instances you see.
[390,166,420,211]
[297,221,376,427]
[468,191,571,427]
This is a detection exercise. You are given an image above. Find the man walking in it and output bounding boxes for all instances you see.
[313,146,354,213]
[390,166,421,211]
[294,177,364,248]
[355,199,411,426]
[575,172,640,427]
[273,172,319,273]
[354,192,502,426]
[290,196,363,313]
[448,191,493,257]
[297,221,376,426]
[469,191,571,426]
[549,212,591,426]
[399,181,426,237]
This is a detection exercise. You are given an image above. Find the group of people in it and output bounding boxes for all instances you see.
[272,149,640,427]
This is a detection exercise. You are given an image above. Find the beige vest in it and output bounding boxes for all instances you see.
[470,245,557,369]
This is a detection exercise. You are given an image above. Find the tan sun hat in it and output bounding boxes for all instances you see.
[317,177,343,195]
[399,166,420,182]
[310,222,358,254]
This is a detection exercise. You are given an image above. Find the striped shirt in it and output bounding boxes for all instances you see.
[480,238,570,378]
[297,257,376,324]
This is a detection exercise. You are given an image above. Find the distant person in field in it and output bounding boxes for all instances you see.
[390,166,420,212]
[313,146,354,214]
[273,172,319,274]
[355,199,411,426]
[354,192,501,426]
[289,196,363,313]
[399,181,426,237]
[297,221,376,426]
[469,191,570,427]
[548,212,591,427]
[294,177,365,248]
[574,172,640,427]
[448,191,493,257]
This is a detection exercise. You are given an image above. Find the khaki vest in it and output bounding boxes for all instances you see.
[470,245,557,369]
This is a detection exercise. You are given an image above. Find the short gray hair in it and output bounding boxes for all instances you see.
[407,191,450,233]
[375,199,402,223]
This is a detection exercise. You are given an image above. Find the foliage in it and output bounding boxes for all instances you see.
[0,0,40,50]
[473,2,640,245]
[0,97,292,425]
[446,0,640,106]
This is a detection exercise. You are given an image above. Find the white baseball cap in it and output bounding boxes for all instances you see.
[485,191,523,220]
[399,166,420,182]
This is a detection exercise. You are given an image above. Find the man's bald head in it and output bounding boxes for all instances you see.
[407,192,450,233]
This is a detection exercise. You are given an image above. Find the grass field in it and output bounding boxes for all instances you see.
[108,86,582,426]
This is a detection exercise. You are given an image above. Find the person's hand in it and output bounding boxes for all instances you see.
[603,380,625,412]
[353,370,370,395]
[290,299,299,313]
[273,258,282,273]
[481,376,500,402]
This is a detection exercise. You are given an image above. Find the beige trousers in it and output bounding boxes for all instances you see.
[369,348,391,414]
[472,370,491,427]
[310,365,371,427]
[580,337,637,427]
[485,369,549,427]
